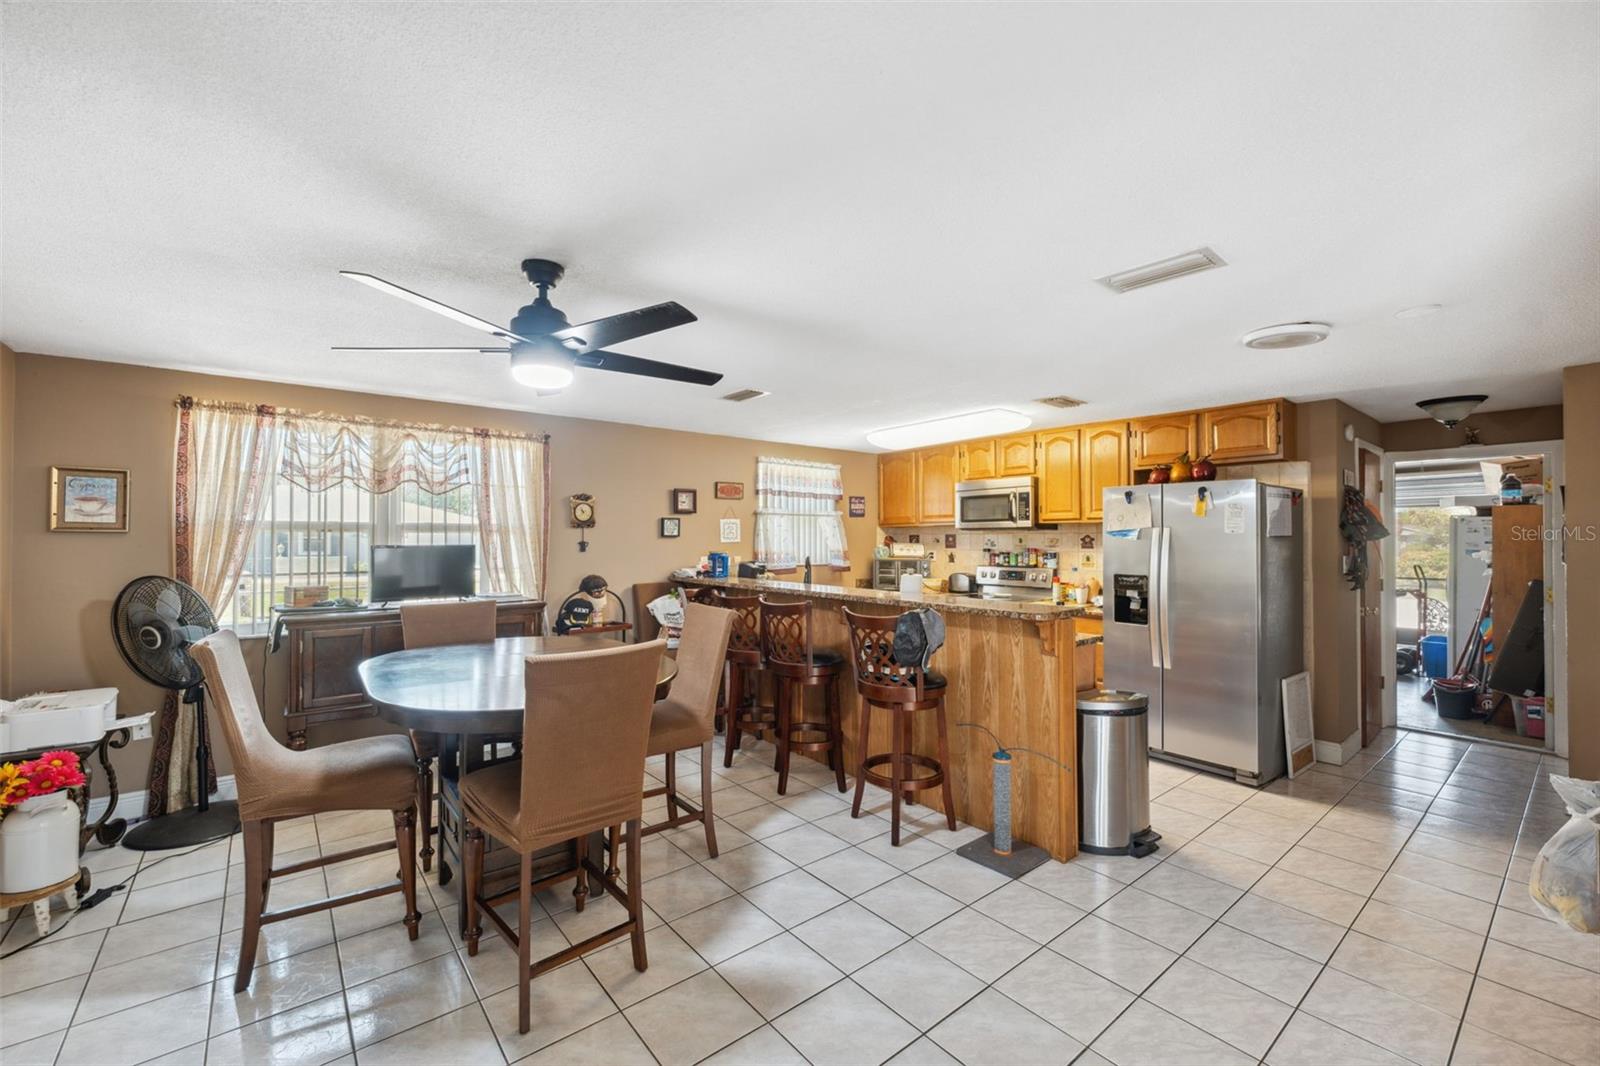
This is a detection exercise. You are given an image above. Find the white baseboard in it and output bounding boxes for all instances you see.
[86,775,236,827]
[1313,731,1363,766]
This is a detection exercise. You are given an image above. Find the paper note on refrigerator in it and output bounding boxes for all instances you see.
[1104,494,1152,537]
[1224,501,1247,534]
[1266,491,1294,537]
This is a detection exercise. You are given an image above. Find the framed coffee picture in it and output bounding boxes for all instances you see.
[50,466,129,532]
[671,488,698,514]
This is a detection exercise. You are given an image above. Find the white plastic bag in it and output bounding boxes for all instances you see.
[1529,775,1600,934]
[647,592,686,649]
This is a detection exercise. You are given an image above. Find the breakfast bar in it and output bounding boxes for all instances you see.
[679,576,1090,860]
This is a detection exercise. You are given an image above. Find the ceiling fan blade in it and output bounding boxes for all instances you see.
[573,349,723,386]
[331,347,511,354]
[340,271,528,341]
[551,302,696,352]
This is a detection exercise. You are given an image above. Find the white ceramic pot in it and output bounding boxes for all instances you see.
[0,792,80,894]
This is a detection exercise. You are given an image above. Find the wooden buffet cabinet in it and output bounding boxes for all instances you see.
[277,599,545,748]
[878,398,1294,526]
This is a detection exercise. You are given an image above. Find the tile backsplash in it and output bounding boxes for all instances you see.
[879,523,1103,590]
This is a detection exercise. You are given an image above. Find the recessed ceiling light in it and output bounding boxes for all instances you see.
[867,409,1031,450]
[1240,322,1331,350]
[1395,304,1443,319]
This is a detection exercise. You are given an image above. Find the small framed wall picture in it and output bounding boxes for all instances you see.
[719,518,741,543]
[50,466,130,532]
[714,481,744,500]
[848,495,866,518]
[659,517,681,538]
[671,488,698,514]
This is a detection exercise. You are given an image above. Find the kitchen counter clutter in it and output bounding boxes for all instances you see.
[678,574,1088,859]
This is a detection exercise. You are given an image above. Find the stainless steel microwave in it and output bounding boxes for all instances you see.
[955,476,1037,529]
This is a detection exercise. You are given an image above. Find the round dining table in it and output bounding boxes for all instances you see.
[359,634,676,922]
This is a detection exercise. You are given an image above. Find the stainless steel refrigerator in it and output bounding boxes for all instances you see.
[1102,479,1304,785]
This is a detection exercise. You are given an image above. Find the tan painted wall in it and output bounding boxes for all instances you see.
[1298,399,1384,746]
[4,352,878,793]
[0,344,14,696]
[1382,405,1564,453]
[1564,363,1599,777]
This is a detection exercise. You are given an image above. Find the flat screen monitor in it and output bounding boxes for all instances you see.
[370,544,476,602]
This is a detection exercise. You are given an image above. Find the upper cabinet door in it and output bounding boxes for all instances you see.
[996,433,1037,476]
[917,446,959,524]
[1202,400,1284,463]
[1036,428,1082,523]
[879,452,918,527]
[1131,413,1198,468]
[1080,422,1130,521]
[959,439,999,481]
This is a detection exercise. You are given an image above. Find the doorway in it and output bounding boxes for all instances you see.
[1358,442,1384,747]
[1381,443,1564,753]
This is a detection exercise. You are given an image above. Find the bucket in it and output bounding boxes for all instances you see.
[1420,635,1450,679]
[1434,680,1478,719]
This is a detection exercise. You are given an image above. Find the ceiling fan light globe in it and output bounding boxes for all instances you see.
[510,360,575,390]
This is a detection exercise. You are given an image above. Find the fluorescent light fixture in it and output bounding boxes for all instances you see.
[1241,322,1331,350]
[1416,394,1487,428]
[509,340,575,390]
[867,409,1031,450]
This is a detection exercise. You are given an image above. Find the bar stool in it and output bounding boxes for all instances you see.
[759,598,848,796]
[719,593,775,767]
[842,607,957,846]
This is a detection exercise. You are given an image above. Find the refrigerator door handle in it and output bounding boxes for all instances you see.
[1159,526,1173,669]
[1149,528,1162,668]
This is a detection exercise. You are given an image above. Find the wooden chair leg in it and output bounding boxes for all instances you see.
[700,740,719,859]
[934,700,957,831]
[851,698,872,818]
[827,679,847,793]
[723,664,743,767]
[573,834,589,912]
[664,751,679,820]
[416,756,434,873]
[464,824,484,956]
[258,821,275,914]
[394,807,421,941]
[627,818,648,972]
[234,820,270,992]
[517,849,533,1035]
[889,710,904,846]
[901,713,916,807]
[606,824,621,879]
[776,679,793,794]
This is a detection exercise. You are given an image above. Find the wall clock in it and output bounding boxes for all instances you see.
[569,493,595,552]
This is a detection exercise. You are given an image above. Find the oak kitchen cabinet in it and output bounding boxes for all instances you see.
[959,433,1036,480]
[1200,400,1288,463]
[1036,428,1083,522]
[1080,422,1131,521]
[917,445,959,524]
[1130,412,1199,469]
[878,450,918,526]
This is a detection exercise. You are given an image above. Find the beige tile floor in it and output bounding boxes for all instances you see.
[1,728,1595,1065]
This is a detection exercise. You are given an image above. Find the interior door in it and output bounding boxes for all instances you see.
[1102,484,1164,749]
[1359,445,1384,746]
[1160,481,1263,774]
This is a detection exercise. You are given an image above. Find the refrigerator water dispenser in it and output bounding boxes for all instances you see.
[1113,574,1148,626]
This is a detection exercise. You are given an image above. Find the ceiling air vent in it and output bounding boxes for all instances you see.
[1034,395,1086,410]
[721,388,769,402]
[1096,247,1226,293]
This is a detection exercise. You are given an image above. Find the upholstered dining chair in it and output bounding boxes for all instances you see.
[400,599,499,872]
[189,630,421,993]
[462,639,667,1035]
[635,600,735,858]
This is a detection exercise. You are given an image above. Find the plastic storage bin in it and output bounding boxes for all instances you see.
[1420,635,1450,679]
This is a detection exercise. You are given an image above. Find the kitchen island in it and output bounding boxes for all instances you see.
[678,576,1090,860]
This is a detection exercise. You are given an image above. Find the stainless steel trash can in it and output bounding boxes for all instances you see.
[1077,690,1161,857]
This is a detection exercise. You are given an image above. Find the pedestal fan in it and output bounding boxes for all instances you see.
[112,575,240,849]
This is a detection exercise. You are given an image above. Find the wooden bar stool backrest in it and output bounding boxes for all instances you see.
[718,593,764,662]
[687,586,724,606]
[401,600,499,649]
[843,607,929,702]
[515,641,667,850]
[758,598,815,671]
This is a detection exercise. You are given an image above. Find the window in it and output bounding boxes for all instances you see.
[753,457,848,571]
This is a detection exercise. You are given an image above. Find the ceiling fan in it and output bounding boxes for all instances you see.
[334,258,721,391]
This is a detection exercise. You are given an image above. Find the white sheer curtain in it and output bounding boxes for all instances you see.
[754,457,848,571]
[476,430,549,598]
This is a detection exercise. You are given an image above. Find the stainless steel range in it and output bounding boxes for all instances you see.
[974,565,1055,601]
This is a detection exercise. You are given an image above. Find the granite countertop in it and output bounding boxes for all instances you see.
[1075,634,1103,646]
[677,575,1087,621]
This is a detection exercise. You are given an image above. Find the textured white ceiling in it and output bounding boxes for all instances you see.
[3,3,1596,449]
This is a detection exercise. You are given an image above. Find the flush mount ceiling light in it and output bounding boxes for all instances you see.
[1416,394,1488,428]
[1395,304,1444,319]
[866,409,1031,450]
[1240,322,1332,350]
